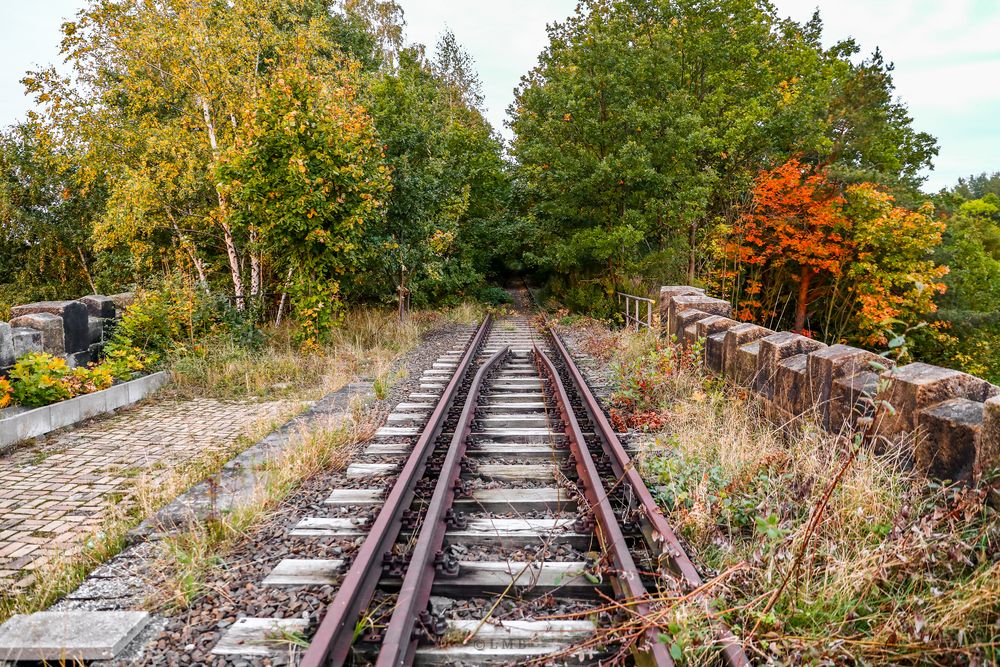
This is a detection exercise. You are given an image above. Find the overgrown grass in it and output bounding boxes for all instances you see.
[168,303,482,400]
[148,405,376,609]
[0,408,299,622]
[561,320,1000,665]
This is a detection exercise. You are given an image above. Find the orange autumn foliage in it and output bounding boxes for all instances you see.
[724,159,850,331]
[721,159,948,345]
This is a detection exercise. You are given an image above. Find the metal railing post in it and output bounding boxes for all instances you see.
[616,291,655,331]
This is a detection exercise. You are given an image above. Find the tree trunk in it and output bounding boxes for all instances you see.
[275,268,293,327]
[249,227,261,299]
[199,94,245,309]
[77,246,97,294]
[397,265,409,322]
[168,213,209,291]
[687,219,698,283]
[220,219,245,310]
[795,266,813,332]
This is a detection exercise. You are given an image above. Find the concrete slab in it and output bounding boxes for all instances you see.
[0,610,149,661]
[79,294,117,319]
[375,426,421,437]
[10,326,43,358]
[324,488,383,506]
[290,516,367,537]
[262,559,344,586]
[211,617,308,657]
[346,462,399,478]
[9,312,65,356]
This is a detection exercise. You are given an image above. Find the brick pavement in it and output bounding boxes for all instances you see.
[0,398,298,589]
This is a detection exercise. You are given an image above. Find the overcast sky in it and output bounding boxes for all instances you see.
[1,1,997,192]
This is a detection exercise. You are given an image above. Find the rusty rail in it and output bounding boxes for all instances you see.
[375,346,510,666]
[299,315,492,667]
[547,328,750,666]
[535,345,674,666]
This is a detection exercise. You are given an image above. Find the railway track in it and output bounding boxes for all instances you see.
[211,303,749,666]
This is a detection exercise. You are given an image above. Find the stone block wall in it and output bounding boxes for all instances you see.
[659,285,1000,485]
[0,293,132,376]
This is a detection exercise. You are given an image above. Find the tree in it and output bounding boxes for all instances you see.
[913,194,1000,381]
[218,60,389,346]
[352,42,507,311]
[951,172,1000,202]
[0,122,101,315]
[433,29,485,113]
[839,183,947,344]
[722,159,850,331]
[509,0,937,310]
[24,0,372,308]
[340,0,405,68]
[721,159,948,345]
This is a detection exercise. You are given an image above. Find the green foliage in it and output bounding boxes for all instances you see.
[475,286,513,306]
[912,194,1000,381]
[0,122,100,316]
[25,0,384,307]
[9,353,71,408]
[104,275,261,373]
[510,0,936,310]
[219,60,389,346]
[8,0,509,331]
[352,36,508,307]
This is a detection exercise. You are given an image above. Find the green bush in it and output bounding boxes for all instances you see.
[9,353,71,408]
[476,286,513,306]
[103,275,263,370]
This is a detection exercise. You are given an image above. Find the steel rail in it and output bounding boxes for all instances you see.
[375,346,510,667]
[547,328,750,666]
[535,345,674,667]
[300,315,493,667]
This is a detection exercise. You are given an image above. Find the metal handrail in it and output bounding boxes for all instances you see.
[616,291,654,330]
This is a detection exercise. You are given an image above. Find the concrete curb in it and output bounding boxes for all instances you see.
[0,371,170,453]
[129,381,374,540]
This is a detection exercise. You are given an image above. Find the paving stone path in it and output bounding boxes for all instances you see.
[0,397,299,589]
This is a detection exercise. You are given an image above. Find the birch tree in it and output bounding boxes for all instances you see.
[24,0,358,307]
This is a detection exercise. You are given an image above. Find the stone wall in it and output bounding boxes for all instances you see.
[0,293,134,374]
[659,285,1000,485]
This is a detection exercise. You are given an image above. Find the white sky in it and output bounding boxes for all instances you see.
[1,0,998,191]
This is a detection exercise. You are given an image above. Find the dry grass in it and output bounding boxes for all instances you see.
[148,402,377,609]
[168,302,483,401]
[560,320,1000,665]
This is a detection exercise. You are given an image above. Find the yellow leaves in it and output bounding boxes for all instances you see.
[563,113,572,121]
[777,77,800,107]
[429,228,456,255]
